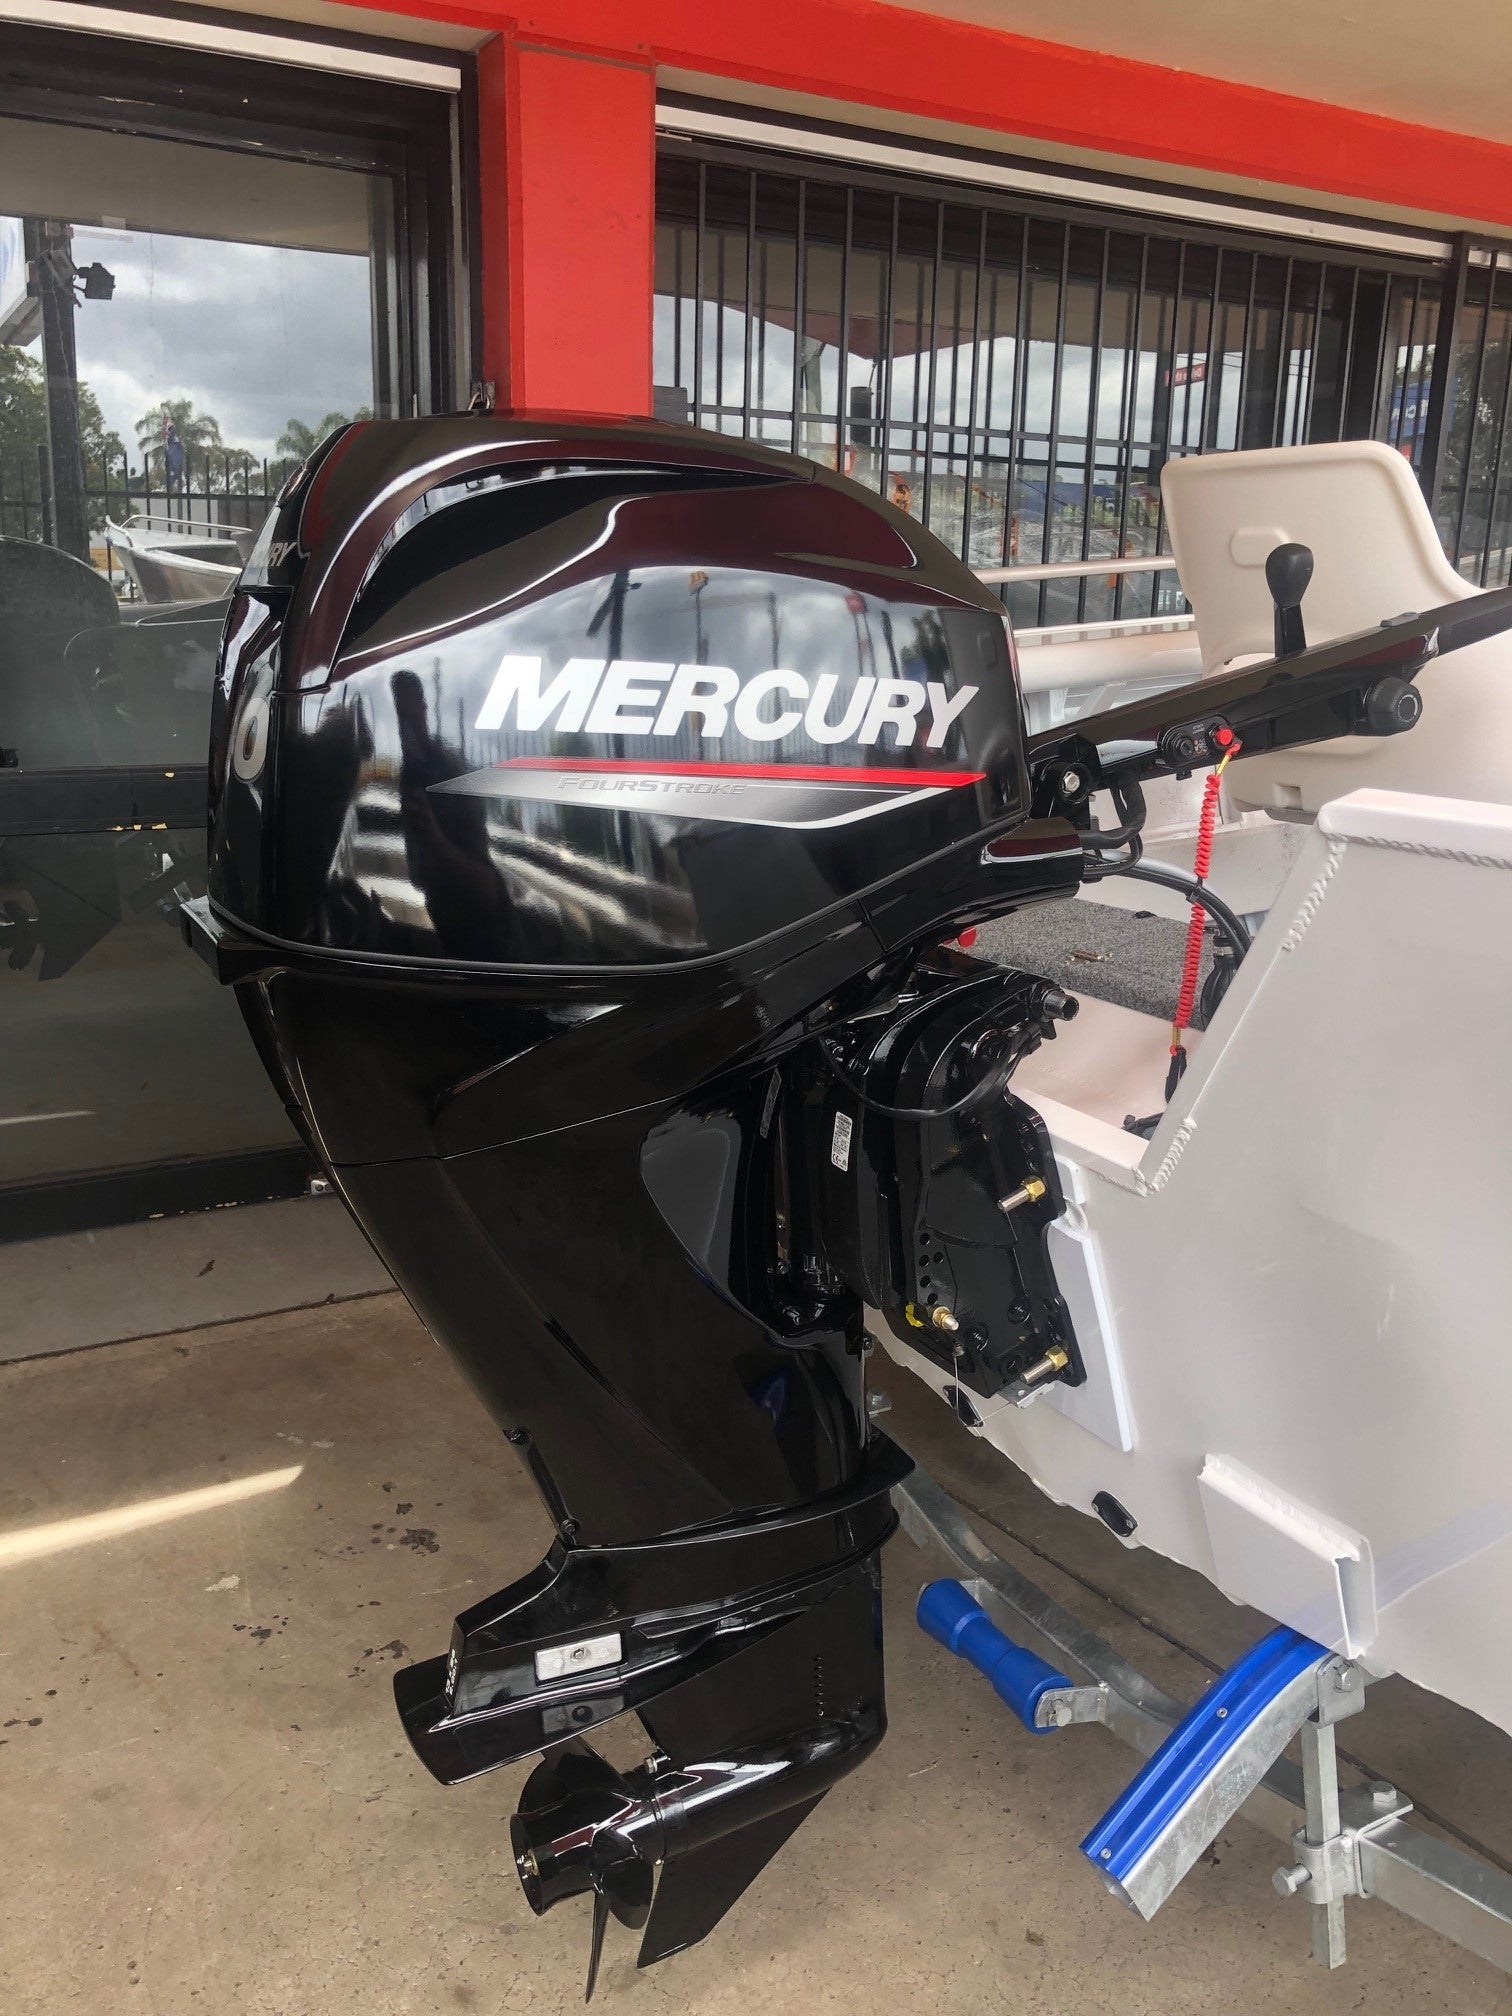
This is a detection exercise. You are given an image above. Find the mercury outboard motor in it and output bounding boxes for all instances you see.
[183,414,1512,1992]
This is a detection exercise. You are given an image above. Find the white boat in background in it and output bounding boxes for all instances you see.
[105,512,252,603]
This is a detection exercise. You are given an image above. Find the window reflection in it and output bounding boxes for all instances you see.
[0,115,393,1185]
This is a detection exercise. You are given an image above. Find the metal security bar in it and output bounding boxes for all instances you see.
[655,141,1455,621]
[0,447,276,596]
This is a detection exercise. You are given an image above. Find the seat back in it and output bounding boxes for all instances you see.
[1162,441,1471,674]
[0,536,119,768]
[1160,443,1506,816]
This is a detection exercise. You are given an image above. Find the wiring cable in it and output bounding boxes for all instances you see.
[1163,739,1240,1097]
[1104,857,1252,962]
[818,1029,1031,1123]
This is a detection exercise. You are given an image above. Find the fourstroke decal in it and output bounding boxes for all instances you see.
[432,757,986,832]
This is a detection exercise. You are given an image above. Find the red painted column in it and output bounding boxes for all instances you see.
[476,35,655,417]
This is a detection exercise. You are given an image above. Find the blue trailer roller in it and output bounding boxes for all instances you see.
[917,1579,1072,1732]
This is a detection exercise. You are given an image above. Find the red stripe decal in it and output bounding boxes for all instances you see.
[493,756,985,788]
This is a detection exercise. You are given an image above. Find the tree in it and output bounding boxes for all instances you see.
[1438,334,1511,568]
[78,381,123,474]
[0,346,48,477]
[275,408,372,465]
[0,347,124,533]
[1387,333,1512,571]
[1,348,123,469]
[134,397,225,483]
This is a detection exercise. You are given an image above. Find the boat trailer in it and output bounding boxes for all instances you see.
[898,1463,1512,1978]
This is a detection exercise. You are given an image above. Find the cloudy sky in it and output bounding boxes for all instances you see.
[68,225,374,466]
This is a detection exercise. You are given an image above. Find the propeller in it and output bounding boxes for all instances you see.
[511,1740,657,2001]
[585,1850,654,2000]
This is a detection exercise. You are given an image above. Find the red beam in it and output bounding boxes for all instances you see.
[479,38,655,414]
[475,33,509,396]
[381,0,1512,231]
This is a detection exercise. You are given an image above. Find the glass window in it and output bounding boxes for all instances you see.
[0,830,292,1182]
[0,110,409,1193]
[1,119,390,772]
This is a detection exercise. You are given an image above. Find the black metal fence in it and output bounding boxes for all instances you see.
[8,177,1510,619]
[0,446,278,596]
[656,143,1512,621]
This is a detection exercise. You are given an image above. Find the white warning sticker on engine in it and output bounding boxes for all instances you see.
[760,1070,781,1139]
[830,1110,854,1172]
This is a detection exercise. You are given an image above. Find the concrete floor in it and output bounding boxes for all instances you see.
[2,1293,1510,2016]
[0,1195,392,1364]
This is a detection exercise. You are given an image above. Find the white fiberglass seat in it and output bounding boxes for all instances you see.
[1161,440,1509,816]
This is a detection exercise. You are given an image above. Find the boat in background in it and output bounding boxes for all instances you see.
[105,512,251,603]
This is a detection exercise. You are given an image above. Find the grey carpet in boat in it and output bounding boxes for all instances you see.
[976,897,1220,1026]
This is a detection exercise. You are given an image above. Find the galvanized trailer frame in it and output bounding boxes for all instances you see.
[897,1465,1512,1978]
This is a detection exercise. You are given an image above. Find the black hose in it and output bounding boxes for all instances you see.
[1081,775,1147,851]
[1097,857,1253,961]
[818,1032,1029,1123]
[1082,831,1143,878]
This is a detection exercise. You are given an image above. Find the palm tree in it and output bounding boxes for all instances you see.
[134,398,225,485]
[275,408,372,464]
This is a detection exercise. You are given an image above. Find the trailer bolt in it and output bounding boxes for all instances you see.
[1059,768,1085,799]
[930,1307,961,1335]
[1370,1780,1398,1810]
[1273,1863,1311,1897]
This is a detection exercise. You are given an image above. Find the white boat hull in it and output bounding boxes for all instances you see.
[882,787,1512,1739]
